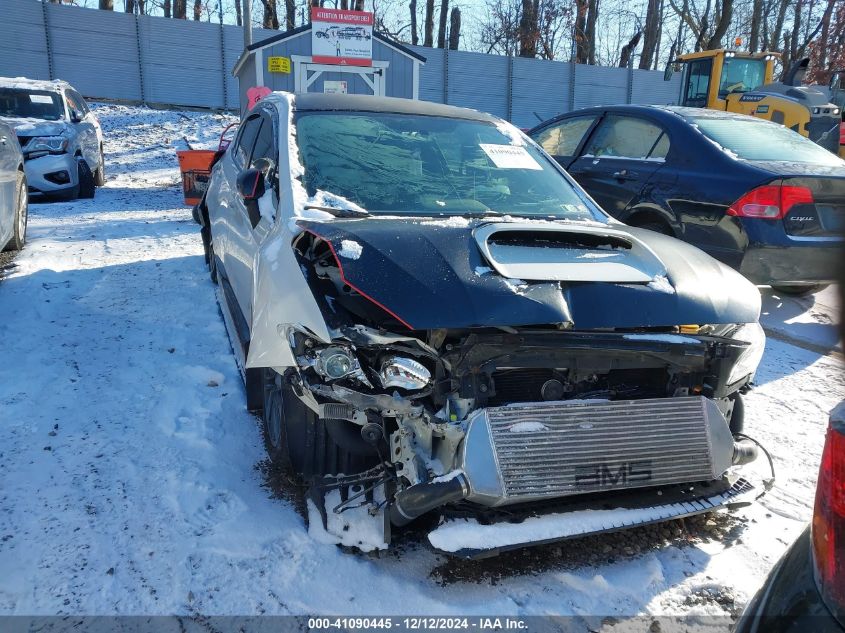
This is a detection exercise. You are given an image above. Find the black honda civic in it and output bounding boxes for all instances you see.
[529,105,845,296]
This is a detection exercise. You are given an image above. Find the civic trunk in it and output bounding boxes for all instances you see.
[782,176,845,238]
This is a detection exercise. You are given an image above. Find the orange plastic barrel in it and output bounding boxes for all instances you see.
[176,150,217,206]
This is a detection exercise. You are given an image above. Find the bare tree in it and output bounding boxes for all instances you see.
[410,0,418,44]
[99,0,114,9]
[423,0,435,46]
[193,0,201,19]
[640,0,661,68]
[449,6,460,48]
[437,0,449,47]
[260,0,279,28]
[669,0,734,51]
[285,0,295,28]
[619,28,642,66]
[173,0,186,18]
[518,0,539,57]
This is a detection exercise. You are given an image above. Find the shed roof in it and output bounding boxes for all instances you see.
[232,24,426,76]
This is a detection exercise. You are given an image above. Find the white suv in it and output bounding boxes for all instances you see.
[0,77,104,201]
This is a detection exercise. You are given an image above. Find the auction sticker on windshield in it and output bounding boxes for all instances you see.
[480,144,542,170]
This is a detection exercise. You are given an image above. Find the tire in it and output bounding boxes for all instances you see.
[77,157,96,199]
[771,284,828,297]
[261,369,379,479]
[4,173,27,252]
[93,147,106,187]
[207,234,218,284]
[728,392,744,434]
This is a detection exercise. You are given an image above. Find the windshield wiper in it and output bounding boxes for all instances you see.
[303,205,370,218]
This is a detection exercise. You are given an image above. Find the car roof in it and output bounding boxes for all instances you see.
[0,76,70,93]
[290,93,500,123]
[533,103,773,127]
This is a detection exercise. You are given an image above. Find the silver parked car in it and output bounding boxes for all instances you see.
[197,93,767,556]
[0,77,104,201]
[0,120,27,251]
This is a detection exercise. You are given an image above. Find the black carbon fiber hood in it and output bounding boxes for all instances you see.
[298,217,761,330]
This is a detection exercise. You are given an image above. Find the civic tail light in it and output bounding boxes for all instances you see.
[812,408,845,621]
[727,184,814,219]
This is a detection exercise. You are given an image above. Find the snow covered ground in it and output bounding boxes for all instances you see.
[0,104,842,624]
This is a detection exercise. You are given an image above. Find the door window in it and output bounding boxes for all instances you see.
[583,115,667,160]
[233,115,263,167]
[250,113,276,170]
[249,112,279,219]
[684,59,712,107]
[533,116,596,157]
[649,132,671,160]
[64,91,85,120]
[67,90,90,115]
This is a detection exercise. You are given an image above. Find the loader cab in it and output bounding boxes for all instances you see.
[675,50,776,111]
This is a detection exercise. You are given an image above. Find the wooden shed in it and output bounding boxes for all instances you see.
[232,24,426,111]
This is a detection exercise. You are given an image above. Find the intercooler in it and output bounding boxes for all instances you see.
[459,396,735,506]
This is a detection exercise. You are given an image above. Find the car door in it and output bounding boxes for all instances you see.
[216,108,277,326]
[566,114,668,217]
[530,115,599,169]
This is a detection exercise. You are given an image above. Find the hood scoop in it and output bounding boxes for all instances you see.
[474,222,667,283]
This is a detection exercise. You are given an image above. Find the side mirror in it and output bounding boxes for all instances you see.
[236,168,265,228]
[663,65,674,82]
[70,110,83,123]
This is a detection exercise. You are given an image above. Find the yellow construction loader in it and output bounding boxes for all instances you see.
[667,49,842,155]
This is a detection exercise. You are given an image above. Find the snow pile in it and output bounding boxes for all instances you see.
[306,489,388,553]
[338,239,363,260]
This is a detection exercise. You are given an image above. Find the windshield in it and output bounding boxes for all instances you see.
[692,116,844,165]
[293,111,600,220]
[0,88,65,121]
[718,58,766,97]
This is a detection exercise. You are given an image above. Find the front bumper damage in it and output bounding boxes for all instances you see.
[288,219,768,555]
[297,327,764,556]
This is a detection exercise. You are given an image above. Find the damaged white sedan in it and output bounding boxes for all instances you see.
[197,92,768,557]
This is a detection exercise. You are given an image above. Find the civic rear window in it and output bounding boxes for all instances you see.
[691,117,843,165]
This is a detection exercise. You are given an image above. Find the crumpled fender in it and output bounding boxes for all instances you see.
[245,94,332,370]
[245,231,333,369]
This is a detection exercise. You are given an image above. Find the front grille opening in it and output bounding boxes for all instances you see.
[488,368,669,406]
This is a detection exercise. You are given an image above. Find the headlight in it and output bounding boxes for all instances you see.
[378,356,431,391]
[316,346,356,379]
[27,136,68,154]
[727,322,766,385]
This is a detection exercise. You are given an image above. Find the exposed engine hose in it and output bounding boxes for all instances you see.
[389,475,469,527]
[734,432,777,499]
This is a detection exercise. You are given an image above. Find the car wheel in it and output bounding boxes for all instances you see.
[207,234,218,284]
[729,392,744,434]
[4,173,28,252]
[94,147,106,187]
[771,284,828,297]
[77,158,96,199]
[262,368,380,478]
